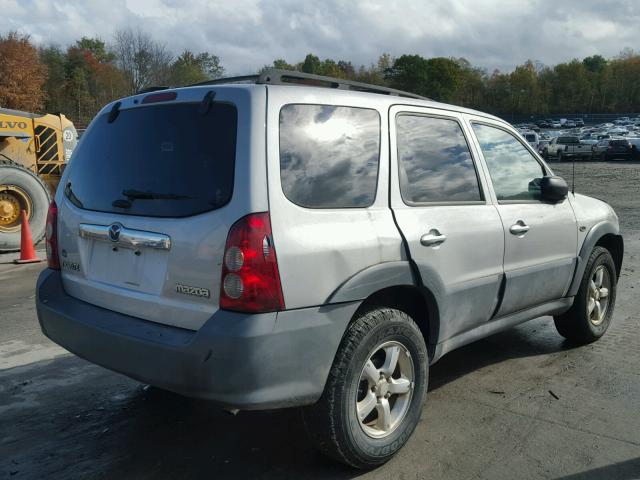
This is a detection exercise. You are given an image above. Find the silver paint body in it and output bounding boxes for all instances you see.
[50,83,621,387]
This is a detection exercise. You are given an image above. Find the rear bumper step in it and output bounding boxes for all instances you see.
[36,269,357,410]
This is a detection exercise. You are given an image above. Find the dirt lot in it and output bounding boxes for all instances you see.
[1,162,639,480]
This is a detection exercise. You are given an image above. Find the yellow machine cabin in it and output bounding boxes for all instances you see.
[0,108,78,251]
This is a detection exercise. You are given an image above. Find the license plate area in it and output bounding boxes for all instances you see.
[79,223,170,294]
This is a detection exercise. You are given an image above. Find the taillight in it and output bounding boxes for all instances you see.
[45,200,60,270]
[220,212,284,313]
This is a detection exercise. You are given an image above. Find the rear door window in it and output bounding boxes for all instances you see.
[65,102,237,217]
[279,104,380,208]
[396,114,482,204]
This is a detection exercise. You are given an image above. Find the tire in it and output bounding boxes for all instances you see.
[554,246,617,344]
[302,308,428,469]
[557,151,564,162]
[0,159,51,252]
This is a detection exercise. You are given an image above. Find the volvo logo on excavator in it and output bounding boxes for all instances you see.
[0,121,28,129]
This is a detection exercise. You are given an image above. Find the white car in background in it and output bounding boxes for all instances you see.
[521,131,540,149]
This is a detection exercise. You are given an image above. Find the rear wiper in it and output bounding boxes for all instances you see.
[122,189,192,200]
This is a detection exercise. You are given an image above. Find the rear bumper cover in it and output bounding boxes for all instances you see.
[36,269,357,410]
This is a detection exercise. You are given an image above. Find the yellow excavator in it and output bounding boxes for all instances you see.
[0,108,78,251]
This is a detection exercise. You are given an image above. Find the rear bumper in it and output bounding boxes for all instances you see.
[36,269,357,410]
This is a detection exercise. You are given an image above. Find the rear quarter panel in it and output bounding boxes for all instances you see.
[265,86,405,309]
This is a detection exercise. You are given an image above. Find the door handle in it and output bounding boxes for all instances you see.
[420,229,447,247]
[509,221,530,236]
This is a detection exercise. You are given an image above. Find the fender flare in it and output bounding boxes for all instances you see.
[568,221,622,297]
[326,261,415,304]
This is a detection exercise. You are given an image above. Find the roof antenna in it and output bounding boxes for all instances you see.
[571,154,576,195]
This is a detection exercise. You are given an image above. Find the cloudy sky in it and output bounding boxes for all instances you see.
[3,0,638,74]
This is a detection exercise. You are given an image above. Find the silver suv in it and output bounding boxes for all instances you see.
[36,70,623,468]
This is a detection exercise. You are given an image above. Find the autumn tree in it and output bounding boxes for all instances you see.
[39,37,128,124]
[0,32,47,111]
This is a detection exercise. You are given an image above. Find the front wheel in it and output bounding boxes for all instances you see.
[554,247,617,344]
[302,308,428,469]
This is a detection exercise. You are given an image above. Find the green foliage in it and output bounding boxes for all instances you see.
[75,37,115,63]
[169,50,224,85]
[264,50,640,116]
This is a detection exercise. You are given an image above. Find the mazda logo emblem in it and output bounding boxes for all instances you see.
[108,223,123,242]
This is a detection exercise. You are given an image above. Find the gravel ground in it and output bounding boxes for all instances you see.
[0,162,639,479]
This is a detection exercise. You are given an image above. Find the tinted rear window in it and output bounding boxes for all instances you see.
[65,102,237,217]
[558,137,578,144]
[279,104,380,208]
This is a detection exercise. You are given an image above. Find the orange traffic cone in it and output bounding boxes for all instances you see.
[14,210,43,264]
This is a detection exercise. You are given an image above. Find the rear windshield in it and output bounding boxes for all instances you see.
[524,134,536,141]
[65,102,237,217]
[611,140,629,146]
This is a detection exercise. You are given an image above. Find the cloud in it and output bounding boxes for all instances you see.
[4,0,640,74]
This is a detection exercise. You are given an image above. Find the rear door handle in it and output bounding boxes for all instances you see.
[420,229,447,247]
[509,221,530,236]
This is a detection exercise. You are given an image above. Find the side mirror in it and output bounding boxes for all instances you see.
[540,175,569,202]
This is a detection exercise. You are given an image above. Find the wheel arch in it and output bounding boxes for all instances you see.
[568,221,623,296]
[353,284,440,360]
[595,233,623,279]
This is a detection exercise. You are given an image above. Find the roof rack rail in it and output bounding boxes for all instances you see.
[137,86,170,94]
[188,69,429,100]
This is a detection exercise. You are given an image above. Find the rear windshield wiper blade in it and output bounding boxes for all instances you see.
[122,189,193,200]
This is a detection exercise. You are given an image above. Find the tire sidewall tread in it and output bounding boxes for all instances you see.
[303,308,428,469]
[554,246,617,343]
[0,158,51,251]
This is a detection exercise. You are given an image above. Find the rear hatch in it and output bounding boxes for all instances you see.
[55,88,262,330]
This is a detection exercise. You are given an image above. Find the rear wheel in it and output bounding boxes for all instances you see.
[554,247,617,344]
[302,308,428,469]
[0,159,50,252]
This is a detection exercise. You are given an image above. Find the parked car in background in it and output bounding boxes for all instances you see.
[579,133,599,145]
[551,121,562,128]
[521,131,540,149]
[565,121,576,128]
[574,119,585,127]
[608,127,628,136]
[537,139,550,156]
[627,137,640,159]
[592,139,633,161]
[543,136,592,161]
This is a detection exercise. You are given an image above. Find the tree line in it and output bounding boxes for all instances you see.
[0,30,223,125]
[2,29,640,126]
[264,52,640,117]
